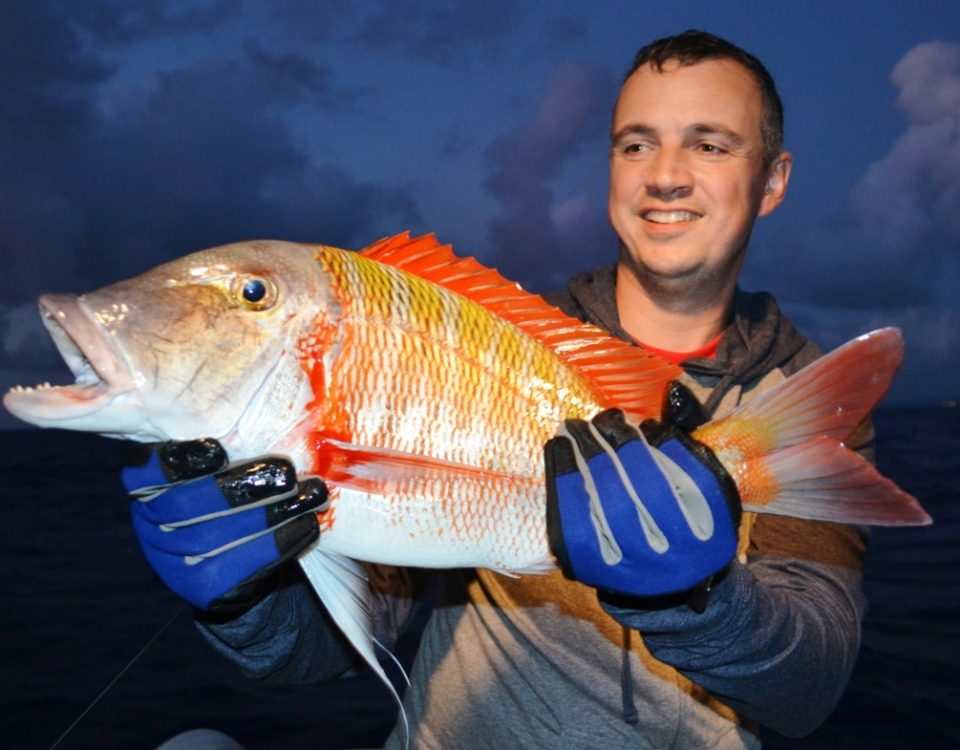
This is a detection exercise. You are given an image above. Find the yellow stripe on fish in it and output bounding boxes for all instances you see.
[310,245,602,478]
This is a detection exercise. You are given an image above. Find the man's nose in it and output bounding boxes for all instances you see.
[645,148,692,199]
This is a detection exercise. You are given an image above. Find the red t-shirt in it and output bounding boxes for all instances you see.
[636,330,723,365]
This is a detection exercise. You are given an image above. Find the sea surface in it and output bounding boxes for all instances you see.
[1,408,958,750]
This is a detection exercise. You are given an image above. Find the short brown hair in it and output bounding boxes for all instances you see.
[626,30,784,165]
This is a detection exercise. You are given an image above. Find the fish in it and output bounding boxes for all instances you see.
[3,231,931,732]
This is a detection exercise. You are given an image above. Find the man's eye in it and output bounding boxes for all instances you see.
[624,143,646,154]
[698,143,724,154]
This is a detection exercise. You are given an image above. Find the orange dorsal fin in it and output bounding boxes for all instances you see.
[359,232,683,420]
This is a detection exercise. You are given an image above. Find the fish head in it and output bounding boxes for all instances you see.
[4,240,338,457]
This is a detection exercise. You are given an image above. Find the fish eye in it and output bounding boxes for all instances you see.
[243,279,266,303]
[231,275,278,311]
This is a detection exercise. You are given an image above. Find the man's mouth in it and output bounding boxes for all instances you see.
[641,210,701,224]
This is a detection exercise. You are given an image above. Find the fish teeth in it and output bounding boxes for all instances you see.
[7,382,63,394]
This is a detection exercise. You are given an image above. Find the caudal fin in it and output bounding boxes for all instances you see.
[696,328,931,526]
[741,436,931,525]
[719,328,905,446]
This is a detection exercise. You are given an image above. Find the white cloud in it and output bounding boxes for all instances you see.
[770,42,960,310]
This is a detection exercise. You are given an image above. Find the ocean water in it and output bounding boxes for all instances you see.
[1,408,957,750]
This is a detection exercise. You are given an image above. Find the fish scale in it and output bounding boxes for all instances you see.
[303,246,604,571]
[315,246,603,476]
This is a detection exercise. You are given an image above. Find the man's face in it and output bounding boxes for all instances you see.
[609,58,791,299]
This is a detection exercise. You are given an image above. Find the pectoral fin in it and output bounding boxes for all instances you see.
[297,546,410,747]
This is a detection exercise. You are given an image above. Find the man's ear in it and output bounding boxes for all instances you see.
[759,151,793,217]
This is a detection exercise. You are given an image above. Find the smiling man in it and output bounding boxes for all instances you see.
[541,30,868,746]
[608,50,792,353]
[126,30,869,750]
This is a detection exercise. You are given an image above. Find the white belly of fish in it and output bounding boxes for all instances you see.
[315,484,555,574]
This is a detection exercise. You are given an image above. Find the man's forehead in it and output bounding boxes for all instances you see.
[615,58,763,112]
[612,58,764,134]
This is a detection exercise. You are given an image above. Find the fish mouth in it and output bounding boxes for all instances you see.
[3,294,137,426]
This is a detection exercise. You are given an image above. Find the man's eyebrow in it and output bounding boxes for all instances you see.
[610,124,656,144]
[611,122,748,148]
[688,123,746,146]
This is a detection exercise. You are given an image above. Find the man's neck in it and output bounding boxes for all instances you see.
[614,262,735,352]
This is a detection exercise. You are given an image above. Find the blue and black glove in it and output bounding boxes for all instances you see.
[545,394,740,607]
[123,439,326,616]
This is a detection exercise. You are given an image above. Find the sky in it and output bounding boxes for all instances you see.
[2,0,959,430]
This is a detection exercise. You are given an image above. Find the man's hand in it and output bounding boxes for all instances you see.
[544,408,740,601]
[123,439,326,616]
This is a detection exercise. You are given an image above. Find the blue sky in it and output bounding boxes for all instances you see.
[2,1,959,428]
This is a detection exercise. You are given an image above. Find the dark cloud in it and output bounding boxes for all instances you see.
[481,62,617,290]
[68,0,235,44]
[245,0,355,44]
[242,39,344,103]
[768,42,960,310]
[0,4,113,303]
[350,0,515,66]
[1,14,417,292]
[0,3,419,381]
[0,4,111,143]
[68,51,416,281]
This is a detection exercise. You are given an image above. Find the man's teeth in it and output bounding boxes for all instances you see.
[642,210,700,224]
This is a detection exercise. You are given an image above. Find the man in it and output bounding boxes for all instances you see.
[126,31,867,748]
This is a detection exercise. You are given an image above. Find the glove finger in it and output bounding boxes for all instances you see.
[132,481,325,555]
[266,478,328,526]
[656,436,741,534]
[215,458,298,507]
[122,440,228,496]
[590,408,642,451]
[132,500,271,555]
[544,427,581,477]
[132,483,326,555]
[158,439,228,481]
[661,381,710,431]
[132,457,301,525]
[555,418,605,462]
[585,436,672,556]
[132,474,236,524]
[122,453,172,494]
[141,530,283,611]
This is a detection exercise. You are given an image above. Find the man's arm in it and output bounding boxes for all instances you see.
[544,371,870,737]
[195,562,421,684]
[600,409,872,736]
[601,529,866,737]
[195,567,360,682]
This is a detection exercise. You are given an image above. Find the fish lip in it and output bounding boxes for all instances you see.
[3,294,136,422]
[39,294,135,390]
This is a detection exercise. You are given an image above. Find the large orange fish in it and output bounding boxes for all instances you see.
[3,232,930,720]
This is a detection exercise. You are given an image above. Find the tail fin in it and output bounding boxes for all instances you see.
[697,328,931,526]
[721,328,905,446]
[741,436,931,525]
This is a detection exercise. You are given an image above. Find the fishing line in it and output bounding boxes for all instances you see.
[48,603,188,750]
